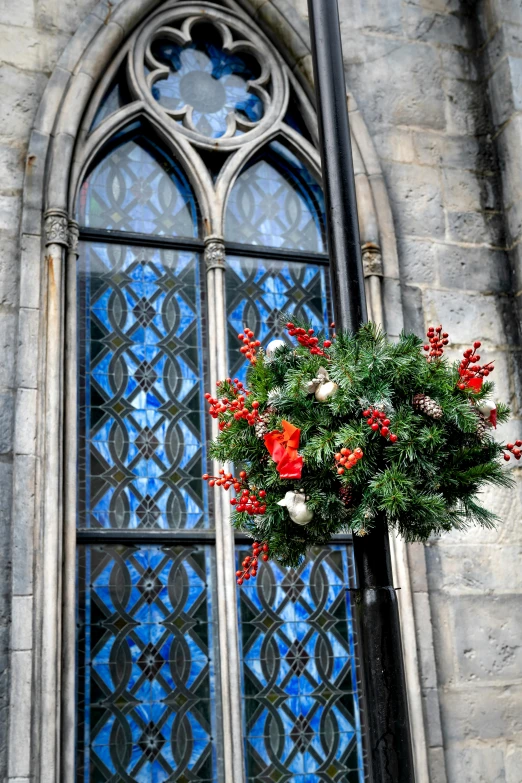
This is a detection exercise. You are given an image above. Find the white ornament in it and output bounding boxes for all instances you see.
[266,339,286,358]
[305,366,338,401]
[315,380,338,402]
[277,491,314,526]
[477,398,497,426]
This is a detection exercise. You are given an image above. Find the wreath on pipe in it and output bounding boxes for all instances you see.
[203,318,515,582]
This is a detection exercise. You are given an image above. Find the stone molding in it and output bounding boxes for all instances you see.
[204,237,226,270]
[362,242,384,277]
[68,220,80,255]
[44,209,69,247]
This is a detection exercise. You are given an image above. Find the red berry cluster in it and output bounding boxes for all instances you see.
[203,469,267,515]
[204,378,260,431]
[238,327,261,364]
[423,324,449,361]
[457,341,494,390]
[504,441,522,462]
[236,541,270,585]
[334,447,364,474]
[363,407,398,442]
[285,321,333,356]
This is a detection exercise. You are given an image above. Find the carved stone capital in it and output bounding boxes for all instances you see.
[361,242,383,277]
[68,220,80,254]
[44,209,69,247]
[204,237,226,270]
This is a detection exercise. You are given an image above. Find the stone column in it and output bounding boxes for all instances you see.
[204,236,246,783]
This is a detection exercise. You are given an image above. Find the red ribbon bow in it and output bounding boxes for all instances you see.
[264,420,303,479]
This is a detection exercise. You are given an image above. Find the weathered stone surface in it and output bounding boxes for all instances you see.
[7,651,32,778]
[0,392,14,454]
[444,746,506,783]
[10,597,32,651]
[0,65,48,141]
[384,162,445,239]
[397,237,438,285]
[423,288,502,343]
[437,245,510,293]
[440,684,522,741]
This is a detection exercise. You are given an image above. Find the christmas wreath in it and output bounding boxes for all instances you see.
[203,320,515,581]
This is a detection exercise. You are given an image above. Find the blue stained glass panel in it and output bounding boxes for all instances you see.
[151,29,263,139]
[226,254,331,383]
[237,545,365,783]
[79,134,198,237]
[225,142,326,251]
[77,544,218,782]
[78,242,210,529]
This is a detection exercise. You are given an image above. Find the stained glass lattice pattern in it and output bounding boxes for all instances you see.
[226,255,330,382]
[225,143,325,250]
[150,30,263,139]
[77,544,217,782]
[78,242,209,529]
[79,135,197,236]
[237,545,365,783]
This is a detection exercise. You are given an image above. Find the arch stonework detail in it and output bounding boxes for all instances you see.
[8,2,435,783]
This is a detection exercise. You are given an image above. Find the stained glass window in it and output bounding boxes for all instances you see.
[150,24,263,138]
[225,142,326,251]
[79,132,198,236]
[78,242,209,530]
[226,255,330,382]
[77,544,217,782]
[237,545,364,782]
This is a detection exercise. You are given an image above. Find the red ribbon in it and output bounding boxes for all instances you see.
[264,420,303,479]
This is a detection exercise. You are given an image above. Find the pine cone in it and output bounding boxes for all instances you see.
[339,486,353,508]
[254,407,275,439]
[472,407,490,441]
[412,393,443,419]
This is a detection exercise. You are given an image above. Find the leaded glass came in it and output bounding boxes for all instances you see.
[79,133,198,236]
[77,544,217,782]
[237,546,364,782]
[78,242,209,529]
[225,142,326,250]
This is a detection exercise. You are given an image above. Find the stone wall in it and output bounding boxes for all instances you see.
[0,0,520,781]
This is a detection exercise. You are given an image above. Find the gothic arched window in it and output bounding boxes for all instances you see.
[73,5,365,782]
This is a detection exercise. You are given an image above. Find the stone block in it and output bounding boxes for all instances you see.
[404,5,470,47]
[496,115,522,210]
[510,241,522,296]
[384,162,445,239]
[451,594,522,682]
[407,542,429,592]
[506,199,522,247]
[0,141,24,190]
[0,391,14,454]
[7,651,32,778]
[427,542,522,594]
[423,288,502,343]
[505,747,522,783]
[373,126,415,165]
[397,237,438,285]
[11,454,36,597]
[490,0,522,25]
[422,687,444,747]
[445,78,489,136]
[441,135,495,174]
[0,0,35,27]
[441,47,480,81]
[489,56,522,129]
[444,745,506,783]
[401,283,425,336]
[446,210,505,245]
[14,388,37,456]
[16,308,39,390]
[440,684,522,741]
[413,592,439,689]
[19,234,41,311]
[427,746,448,783]
[0,311,16,389]
[382,276,404,337]
[21,130,48,237]
[11,596,32,651]
[345,38,445,131]
[0,24,69,73]
[437,245,510,293]
[339,0,402,33]
[0,65,48,141]
[0,194,21,236]
[36,0,104,35]
[413,132,443,167]
[443,169,497,212]
[0,232,19,309]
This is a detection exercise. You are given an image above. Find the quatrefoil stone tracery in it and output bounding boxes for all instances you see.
[131,3,287,150]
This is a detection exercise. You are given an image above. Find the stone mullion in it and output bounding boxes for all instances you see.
[204,237,246,783]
